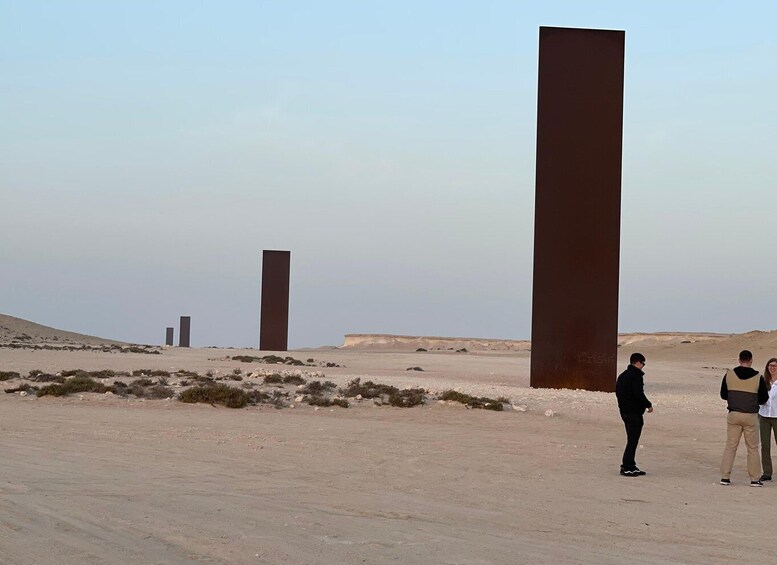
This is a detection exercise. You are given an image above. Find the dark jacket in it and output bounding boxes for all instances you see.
[720,366,768,413]
[616,364,652,414]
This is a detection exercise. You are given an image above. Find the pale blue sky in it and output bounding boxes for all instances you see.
[2,1,776,347]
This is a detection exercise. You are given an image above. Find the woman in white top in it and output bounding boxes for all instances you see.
[759,357,777,481]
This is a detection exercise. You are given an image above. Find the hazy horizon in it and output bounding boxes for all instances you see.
[3,2,777,348]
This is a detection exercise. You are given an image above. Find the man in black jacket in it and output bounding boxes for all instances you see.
[615,353,653,476]
[719,350,768,486]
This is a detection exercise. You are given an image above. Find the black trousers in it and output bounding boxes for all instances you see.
[620,412,644,470]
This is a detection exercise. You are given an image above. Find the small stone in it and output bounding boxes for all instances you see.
[544,409,555,417]
[19,391,27,397]
[513,404,527,412]
[294,395,304,402]
[79,395,85,400]
[356,394,362,400]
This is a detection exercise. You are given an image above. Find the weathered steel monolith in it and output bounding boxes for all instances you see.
[165,327,174,346]
[260,250,291,351]
[530,27,624,392]
[179,316,191,348]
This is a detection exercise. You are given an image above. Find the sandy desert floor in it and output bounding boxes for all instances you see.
[2,336,777,564]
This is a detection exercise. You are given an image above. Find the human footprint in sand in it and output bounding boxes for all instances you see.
[616,353,653,477]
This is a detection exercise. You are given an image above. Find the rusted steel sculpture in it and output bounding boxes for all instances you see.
[530,27,625,392]
[179,316,191,348]
[165,327,174,346]
[260,250,291,351]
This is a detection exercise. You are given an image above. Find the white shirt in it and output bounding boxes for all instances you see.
[760,382,777,418]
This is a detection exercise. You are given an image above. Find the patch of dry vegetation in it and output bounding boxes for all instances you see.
[439,390,505,411]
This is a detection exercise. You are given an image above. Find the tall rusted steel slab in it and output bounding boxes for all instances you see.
[260,250,291,351]
[179,316,191,348]
[165,327,174,346]
[530,27,624,392]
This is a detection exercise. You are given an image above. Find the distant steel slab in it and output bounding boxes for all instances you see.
[260,250,291,351]
[179,316,191,348]
[530,27,625,392]
[165,327,174,346]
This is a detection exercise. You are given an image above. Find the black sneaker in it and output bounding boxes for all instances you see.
[760,474,772,481]
[633,467,647,476]
[751,480,764,488]
[720,478,731,485]
[620,468,637,477]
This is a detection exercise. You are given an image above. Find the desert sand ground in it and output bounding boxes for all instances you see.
[3,319,777,564]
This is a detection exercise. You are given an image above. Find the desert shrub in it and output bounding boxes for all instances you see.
[325,362,340,368]
[263,374,283,384]
[388,389,426,408]
[132,369,171,377]
[5,383,39,393]
[175,369,200,377]
[416,348,427,352]
[145,385,175,399]
[29,369,44,378]
[60,369,125,380]
[456,348,468,353]
[121,346,160,355]
[133,378,154,387]
[406,366,424,371]
[232,355,260,363]
[179,384,250,408]
[37,376,108,397]
[300,380,337,395]
[87,369,118,379]
[0,371,21,381]
[340,378,398,399]
[261,354,286,364]
[28,373,66,383]
[248,390,271,403]
[191,375,216,385]
[269,390,289,408]
[282,374,306,385]
[306,358,315,363]
[306,396,349,408]
[439,390,504,411]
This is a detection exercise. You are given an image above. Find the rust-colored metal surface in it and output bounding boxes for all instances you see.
[530,27,624,392]
[179,316,191,348]
[165,327,174,346]
[260,250,291,351]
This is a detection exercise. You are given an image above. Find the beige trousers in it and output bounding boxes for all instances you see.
[721,411,761,480]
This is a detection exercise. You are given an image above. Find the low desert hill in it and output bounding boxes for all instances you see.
[341,330,777,355]
[0,313,125,346]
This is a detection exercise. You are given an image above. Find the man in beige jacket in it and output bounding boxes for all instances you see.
[720,350,768,486]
